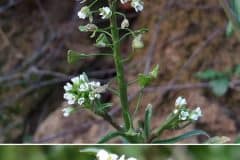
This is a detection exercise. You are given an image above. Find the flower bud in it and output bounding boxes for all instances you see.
[96,33,110,48]
[132,34,144,49]
[121,18,129,29]
[79,24,98,32]
[78,6,91,19]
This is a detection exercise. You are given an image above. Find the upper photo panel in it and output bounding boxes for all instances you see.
[0,0,240,144]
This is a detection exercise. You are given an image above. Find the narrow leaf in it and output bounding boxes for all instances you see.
[97,131,123,144]
[144,104,153,139]
[152,130,209,144]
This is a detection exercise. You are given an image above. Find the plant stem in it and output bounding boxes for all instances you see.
[148,113,178,142]
[108,0,133,131]
[101,113,123,131]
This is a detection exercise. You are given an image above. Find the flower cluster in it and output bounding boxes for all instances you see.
[97,150,137,160]
[173,97,202,121]
[62,73,105,117]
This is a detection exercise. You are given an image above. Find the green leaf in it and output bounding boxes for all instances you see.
[209,78,229,96]
[79,148,99,155]
[204,136,230,144]
[67,50,111,64]
[97,131,123,144]
[144,104,153,139]
[196,69,225,80]
[152,130,209,144]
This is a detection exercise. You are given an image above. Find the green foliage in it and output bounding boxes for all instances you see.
[195,67,240,96]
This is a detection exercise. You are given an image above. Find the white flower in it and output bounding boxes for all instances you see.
[64,82,72,91]
[131,0,144,12]
[80,73,88,82]
[173,109,179,114]
[71,76,80,84]
[95,93,101,99]
[63,93,76,105]
[62,107,74,117]
[127,158,137,160]
[179,110,189,120]
[189,107,202,121]
[63,73,105,114]
[78,6,90,19]
[119,155,125,160]
[120,0,130,4]
[89,92,95,101]
[89,81,101,88]
[175,96,187,107]
[121,18,129,29]
[97,150,118,160]
[99,7,112,19]
[77,97,85,105]
[79,83,89,92]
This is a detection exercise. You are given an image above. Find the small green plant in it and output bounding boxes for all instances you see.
[62,0,208,143]
[196,65,240,96]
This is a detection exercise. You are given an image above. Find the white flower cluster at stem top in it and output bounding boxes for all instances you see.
[77,0,144,21]
[97,150,137,160]
[174,96,202,121]
[62,73,104,117]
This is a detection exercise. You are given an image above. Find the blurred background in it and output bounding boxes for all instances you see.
[0,146,239,160]
[1,0,240,143]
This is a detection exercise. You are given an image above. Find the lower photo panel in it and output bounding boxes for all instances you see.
[0,146,239,160]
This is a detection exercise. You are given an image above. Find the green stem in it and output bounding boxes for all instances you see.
[109,0,133,131]
[148,113,178,142]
